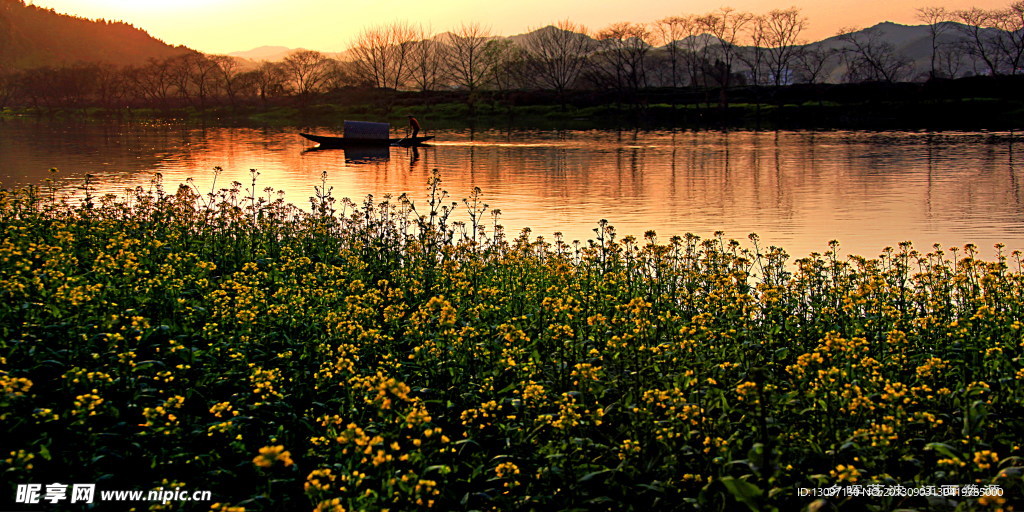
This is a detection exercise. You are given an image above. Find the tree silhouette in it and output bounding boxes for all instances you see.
[916,7,952,79]
[591,22,652,98]
[444,22,493,95]
[349,22,418,90]
[837,26,911,83]
[522,20,593,107]
[409,26,445,93]
[698,8,753,108]
[282,50,332,97]
[763,8,807,86]
[652,16,691,89]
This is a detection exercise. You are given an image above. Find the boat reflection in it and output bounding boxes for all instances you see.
[301,144,392,163]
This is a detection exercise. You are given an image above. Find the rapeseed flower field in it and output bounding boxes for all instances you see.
[1,170,1022,511]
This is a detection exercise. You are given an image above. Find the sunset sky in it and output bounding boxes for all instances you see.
[29,0,1012,55]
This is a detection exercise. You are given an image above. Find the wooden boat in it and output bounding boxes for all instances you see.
[300,133,435,148]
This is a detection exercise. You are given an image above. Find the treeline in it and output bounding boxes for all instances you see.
[0,53,305,109]
[1,2,1023,111]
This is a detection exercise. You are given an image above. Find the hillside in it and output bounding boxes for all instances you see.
[0,0,191,71]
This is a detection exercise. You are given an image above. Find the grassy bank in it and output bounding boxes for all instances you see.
[5,77,1024,131]
[1,173,1023,511]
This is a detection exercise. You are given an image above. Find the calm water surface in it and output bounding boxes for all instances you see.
[2,118,1022,259]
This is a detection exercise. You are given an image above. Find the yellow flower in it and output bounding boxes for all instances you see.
[978,494,1006,507]
[973,450,998,470]
[314,498,346,512]
[1,374,33,397]
[735,381,757,400]
[305,468,335,492]
[915,357,947,379]
[495,461,520,478]
[253,445,293,468]
[210,504,246,512]
[830,464,861,483]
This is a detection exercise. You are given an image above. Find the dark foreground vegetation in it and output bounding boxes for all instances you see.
[1,172,1023,511]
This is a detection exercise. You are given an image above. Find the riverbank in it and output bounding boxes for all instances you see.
[1,174,1022,511]
[4,76,1023,131]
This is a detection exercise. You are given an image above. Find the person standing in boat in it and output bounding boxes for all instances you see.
[407,115,421,139]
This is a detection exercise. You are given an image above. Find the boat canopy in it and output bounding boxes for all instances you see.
[344,121,390,140]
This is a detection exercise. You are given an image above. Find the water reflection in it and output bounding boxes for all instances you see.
[1,118,1021,259]
[303,145,393,164]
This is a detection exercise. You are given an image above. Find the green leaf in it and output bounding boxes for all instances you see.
[38,444,52,461]
[719,476,762,512]
[925,442,960,461]
[578,468,612,483]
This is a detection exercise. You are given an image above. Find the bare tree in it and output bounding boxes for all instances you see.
[916,6,952,79]
[252,61,290,105]
[678,16,711,90]
[92,63,129,107]
[210,55,245,105]
[17,65,100,107]
[444,22,492,94]
[190,55,221,107]
[14,68,47,107]
[228,70,259,104]
[791,45,837,84]
[323,59,363,90]
[484,38,527,94]
[936,43,966,78]
[409,27,445,92]
[163,53,220,107]
[991,1,1024,75]
[591,22,653,94]
[166,54,192,103]
[282,50,332,96]
[349,21,418,90]
[837,26,911,83]
[522,20,594,103]
[697,8,754,106]
[740,15,769,86]
[954,8,1002,75]
[652,16,692,88]
[763,8,807,86]
[128,58,176,106]
[350,25,389,88]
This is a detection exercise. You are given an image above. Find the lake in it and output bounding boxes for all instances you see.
[1,118,1022,260]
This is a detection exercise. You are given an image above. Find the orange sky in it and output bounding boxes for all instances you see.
[29,0,1013,54]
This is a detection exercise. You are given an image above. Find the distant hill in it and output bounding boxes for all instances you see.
[506,25,596,47]
[634,21,1005,83]
[792,21,1007,82]
[229,46,349,62]
[0,0,192,71]
[228,46,297,61]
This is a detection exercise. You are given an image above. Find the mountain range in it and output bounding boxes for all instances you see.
[789,21,1006,81]
[228,21,1005,82]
